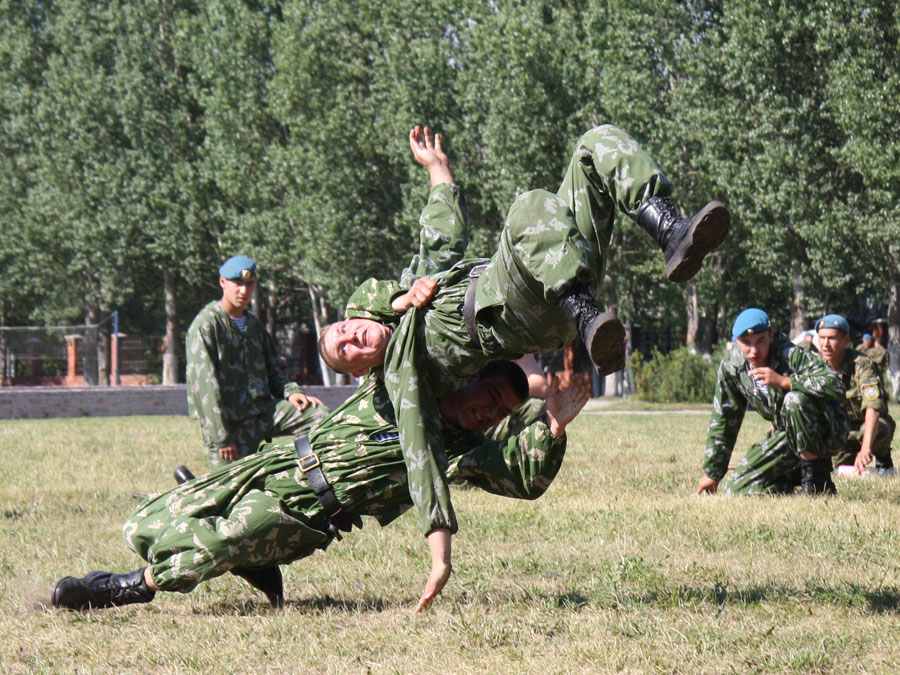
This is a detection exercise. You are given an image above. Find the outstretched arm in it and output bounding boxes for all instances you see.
[410,125,454,186]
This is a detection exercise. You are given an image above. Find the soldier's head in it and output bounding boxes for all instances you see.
[218,256,258,317]
[732,308,773,368]
[438,360,529,431]
[816,314,850,368]
[318,318,393,377]
[862,333,873,349]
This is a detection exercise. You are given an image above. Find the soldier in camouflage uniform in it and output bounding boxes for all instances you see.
[816,315,895,475]
[186,255,327,468]
[50,361,589,613]
[859,327,889,377]
[696,308,848,496]
[318,125,729,599]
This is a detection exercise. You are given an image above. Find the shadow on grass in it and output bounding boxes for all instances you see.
[589,582,900,614]
[208,594,394,616]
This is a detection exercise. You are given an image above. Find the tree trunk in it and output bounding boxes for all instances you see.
[685,280,699,353]
[0,299,7,386]
[887,271,900,401]
[790,267,807,338]
[162,269,179,385]
[308,284,334,386]
[85,304,103,386]
[266,287,278,340]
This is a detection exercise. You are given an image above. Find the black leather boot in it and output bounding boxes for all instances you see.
[51,568,155,610]
[876,454,895,476]
[819,458,837,495]
[231,566,284,608]
[799,458,821,495]
[634,197,730,282]
[174,465,196,485]
[558,284,626,377]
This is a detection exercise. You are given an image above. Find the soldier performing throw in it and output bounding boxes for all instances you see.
[50,362,589,613]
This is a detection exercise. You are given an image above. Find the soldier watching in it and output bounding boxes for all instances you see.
[185,255,327,467]
[816,314,895,476]
[696,308,848,496]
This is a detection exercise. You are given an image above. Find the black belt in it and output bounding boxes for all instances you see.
[294,436,361,540]
[463,264,488,347]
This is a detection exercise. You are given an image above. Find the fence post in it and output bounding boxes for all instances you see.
[65,335,81,386]
[111,310,120,386]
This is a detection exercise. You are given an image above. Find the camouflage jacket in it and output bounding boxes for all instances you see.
[830,347,893,426]
[703,332,846,480]
[304,374,566,532]
[186,301,302,449]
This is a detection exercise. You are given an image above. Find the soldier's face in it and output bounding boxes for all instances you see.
[817,328,849,364]
[321,319,393,377]
[736,330,773,367]
[219,276,257,316]
[451,374,523,431]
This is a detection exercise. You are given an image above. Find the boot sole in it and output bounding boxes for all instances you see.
[665,201,730,282]
[584,312,626,377]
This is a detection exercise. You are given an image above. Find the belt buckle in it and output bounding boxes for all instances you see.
[298,453,322,473]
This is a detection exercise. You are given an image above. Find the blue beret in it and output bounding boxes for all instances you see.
[732,308,771,339]
[219,255,257,281]
[863,333,873,340]
[815,314,849,333]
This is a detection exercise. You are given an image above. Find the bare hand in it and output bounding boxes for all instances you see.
[288,392,323,411]
[854,448,873,474]
[414,528,452,613]
[219,444,239,462]
[696,476,719,494]
[749,367,789,389]
[545,372,590,437]
[391,277,438,313]
[409,125,454,186]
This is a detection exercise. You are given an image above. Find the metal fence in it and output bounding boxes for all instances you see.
[0,315,159,386]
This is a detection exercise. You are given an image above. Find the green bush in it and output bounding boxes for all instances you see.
[630,345,719,403]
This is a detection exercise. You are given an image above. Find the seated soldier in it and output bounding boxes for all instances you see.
[816,314,895,475]
[50,361,589,613]
[696,308,848,496]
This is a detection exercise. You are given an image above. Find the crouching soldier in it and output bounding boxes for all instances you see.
[816,314,895,475]
[696,308,848,496]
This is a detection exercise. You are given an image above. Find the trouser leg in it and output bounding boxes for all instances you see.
[556,124,671,298]
[722,428,800,495]
[124,486,330,593]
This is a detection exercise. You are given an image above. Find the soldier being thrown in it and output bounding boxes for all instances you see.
[321,124,731,382]
[815,314,895,476]
[314,125,729,605]
[50,362,589,613]
[696,308,848,496]
[185,255,327,468]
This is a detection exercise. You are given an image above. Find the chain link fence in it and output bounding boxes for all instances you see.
[0,314,159,386]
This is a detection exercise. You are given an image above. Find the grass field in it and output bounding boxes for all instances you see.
[2,407,900,673]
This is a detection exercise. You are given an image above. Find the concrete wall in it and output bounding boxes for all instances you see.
[0,385,357,420]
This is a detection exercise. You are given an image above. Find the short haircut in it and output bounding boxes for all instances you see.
[475,359,529,403]
[317,324,350,374]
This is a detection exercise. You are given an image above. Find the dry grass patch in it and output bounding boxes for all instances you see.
[1,411,899,673]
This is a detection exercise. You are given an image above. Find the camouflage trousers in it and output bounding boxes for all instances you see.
[722,392,848,495]
[832,415,895,468]
[477,125,671,354]
[124,444,332,593]
[207,397,329,468]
